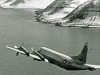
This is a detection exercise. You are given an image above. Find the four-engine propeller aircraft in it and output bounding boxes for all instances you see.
[5,42,100,71]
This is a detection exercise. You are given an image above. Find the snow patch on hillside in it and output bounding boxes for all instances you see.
[0,0,7,4]
[0,0,16,8]
[0,0,54,8]
[37,0,89,23]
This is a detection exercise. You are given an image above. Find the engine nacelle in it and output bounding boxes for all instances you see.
[33,51,45,61]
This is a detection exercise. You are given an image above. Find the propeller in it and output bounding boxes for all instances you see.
[21,42,24,47]
[14,43,30,57]
[14,43,24,49]
[31,47,34,54]
[16,52,19,56]
[30,47,48,62]
[31,47,34,52]
[31,47,37,60]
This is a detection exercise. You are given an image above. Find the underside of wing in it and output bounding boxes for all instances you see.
[5,46,25,54]
[85,64,100,68]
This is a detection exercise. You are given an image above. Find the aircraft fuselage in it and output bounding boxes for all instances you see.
[37,47,95,71]
[5,43,99,71]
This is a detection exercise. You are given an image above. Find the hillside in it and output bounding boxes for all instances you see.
[36,0,89,23]
[0,0,54,8]
[60,0,100,27]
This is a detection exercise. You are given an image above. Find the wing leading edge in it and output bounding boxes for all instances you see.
[5,46,25,54]
[5,46,41,61]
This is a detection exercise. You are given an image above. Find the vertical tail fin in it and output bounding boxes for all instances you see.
[72,42,88,63]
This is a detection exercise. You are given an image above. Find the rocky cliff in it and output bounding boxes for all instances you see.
[36,0,89,24]
[60,0,100,27]
[36,0,100,28]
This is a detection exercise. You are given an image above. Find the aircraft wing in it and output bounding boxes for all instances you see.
[5,46,25,54]
[5,46,41,60]
[85,64,100,68]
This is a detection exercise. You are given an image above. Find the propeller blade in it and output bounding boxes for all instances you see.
[21,42,24,46]
[31,47,34,52]
[16,52,19,56]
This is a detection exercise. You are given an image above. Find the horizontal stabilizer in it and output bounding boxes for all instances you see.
[85,64,100,68]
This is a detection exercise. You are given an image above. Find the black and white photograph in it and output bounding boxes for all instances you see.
[0,0,100,75]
